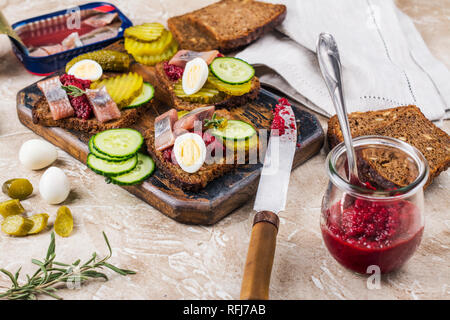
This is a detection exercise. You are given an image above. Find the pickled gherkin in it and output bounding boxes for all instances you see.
[207,73,252,96]
[173,81,223,104]
[132,40,178,66]
[91,72,144,109]
[2,178,33,200]
[65,50,130,73]
[124,23,165,42]
[28,213,49,235]
[54,206,73,237]
[125,30,173,56]
[1,215,34,236]
[0,199,25,218]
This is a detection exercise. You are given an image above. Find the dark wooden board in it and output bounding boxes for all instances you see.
[16,72,324,226]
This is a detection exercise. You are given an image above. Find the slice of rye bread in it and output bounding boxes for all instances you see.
[144,109,242,191]
[168,0,286,52]
[327,105,450,188]
[32,96,149,135]
[146,62,260,111]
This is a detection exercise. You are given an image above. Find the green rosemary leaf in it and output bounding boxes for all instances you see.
[14,267,21,282]
[82,271,108,281]
[46,232,55,261]
[102,263,136,276]
[0,269,18,288]
[102,232,112,258]
[72,259,81,266]
[52,261,70,267]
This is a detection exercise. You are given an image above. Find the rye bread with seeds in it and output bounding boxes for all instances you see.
[32,96,150,135]
[327,105,450,188]
[145,62,260,111]
[168,0,286,52]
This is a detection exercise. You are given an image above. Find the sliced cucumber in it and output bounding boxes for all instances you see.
[110,153,155,185]
[88,136,133,162]
[210,120,256,141]
[87,153,138,177]
[124,83,154,109]
[93,128,144,158]
[210,57,255,85]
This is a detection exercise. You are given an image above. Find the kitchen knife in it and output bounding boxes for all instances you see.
[240,103,297,300]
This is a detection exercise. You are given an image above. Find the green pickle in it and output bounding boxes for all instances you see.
[54,206,73,237]
[1,215,34,236]
[65,50,131,73]
[2,178,33,200]
[173,81,223,104]
[0,199,25,218]
[28,213,49,235]
[207,73,252,96]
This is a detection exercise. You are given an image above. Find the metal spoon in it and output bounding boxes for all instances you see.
[316,33,360,184]
[0,10,28,54]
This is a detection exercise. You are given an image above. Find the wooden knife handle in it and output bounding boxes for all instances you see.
[240,211,279,300]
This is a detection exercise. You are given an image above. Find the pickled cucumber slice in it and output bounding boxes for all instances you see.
[124,23,165,42]
[65,50,130,73]
[54,206,73,238]
[125,30,173,56]
[91,72,144,109]
[0,199,25,218]
[132,40,178,66]
[28,213,49,235]
[2,178,33,200]
[1,215,33,236]
[207,73,252,96]
[173,81,223,103]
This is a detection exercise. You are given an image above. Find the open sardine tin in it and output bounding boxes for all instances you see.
[9,2,132,75]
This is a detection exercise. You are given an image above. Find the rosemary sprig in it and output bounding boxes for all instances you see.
[204,113,226,129]
[62,85,87,97]
[0,232,135,300]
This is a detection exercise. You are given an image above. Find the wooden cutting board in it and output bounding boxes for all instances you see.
[16,47,324,225]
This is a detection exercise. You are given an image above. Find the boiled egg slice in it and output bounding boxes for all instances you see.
[182,57,208,95]
[67,59,103,81]
[173,133,206,173]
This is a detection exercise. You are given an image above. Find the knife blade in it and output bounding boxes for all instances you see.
[240,102,297,300]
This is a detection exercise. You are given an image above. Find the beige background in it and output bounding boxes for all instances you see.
[0,0,448,300]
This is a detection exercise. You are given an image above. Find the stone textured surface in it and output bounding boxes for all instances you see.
[0,0,448,300]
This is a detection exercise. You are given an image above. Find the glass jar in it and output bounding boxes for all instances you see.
[321,136,429,274]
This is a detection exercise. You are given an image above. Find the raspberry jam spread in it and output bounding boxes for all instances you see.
[322,198,423,273]
[271,98,296,136]
[60,74,92,120]
[163,61,184,81]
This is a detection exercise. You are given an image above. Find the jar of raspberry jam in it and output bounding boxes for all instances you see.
[321,136,429,274]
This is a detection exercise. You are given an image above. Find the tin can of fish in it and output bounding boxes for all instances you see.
[9,2,132,76]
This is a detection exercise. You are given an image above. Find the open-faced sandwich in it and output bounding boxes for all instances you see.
[145,105,259,191]
[32,49,155,134]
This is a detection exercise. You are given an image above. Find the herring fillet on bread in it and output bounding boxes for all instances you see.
[327,105,450,188]
[142,61,260,111]
[168,0,287,52]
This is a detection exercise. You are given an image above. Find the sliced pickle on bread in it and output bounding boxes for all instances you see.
[65,50,130,73]
[132,40,179,66]
[124,22,165,42]
[207,73,252,96]
[125,30,173,56]
[173,81,223,104]
[91,72,144,109]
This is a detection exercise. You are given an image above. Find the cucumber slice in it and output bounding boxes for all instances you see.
[87,153,138,177]
[210,57,255,85]
[88,136,134,162]
[93,128,144,158]
[110,153,155,185]
[210,120,256,141]
[124,83,154,109]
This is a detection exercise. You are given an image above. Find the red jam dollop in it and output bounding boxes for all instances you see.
[60,74,92,120]
[163,61,184,81]
[322,198,423,273]
[271,98,295,136]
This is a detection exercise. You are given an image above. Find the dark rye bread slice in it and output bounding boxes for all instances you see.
[168,0,286,52]
[145,109,239,191]
[32,96,148,135]
[148,62,260,111]
[327,105,450,188]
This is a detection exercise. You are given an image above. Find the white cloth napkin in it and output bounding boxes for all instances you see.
[236,0,450,121]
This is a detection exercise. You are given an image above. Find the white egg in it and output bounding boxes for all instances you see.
[19,139,58,170]
[173,133,206,173]
[39,167,70,204]
[182,57,209,95]
[68,59,103,81]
